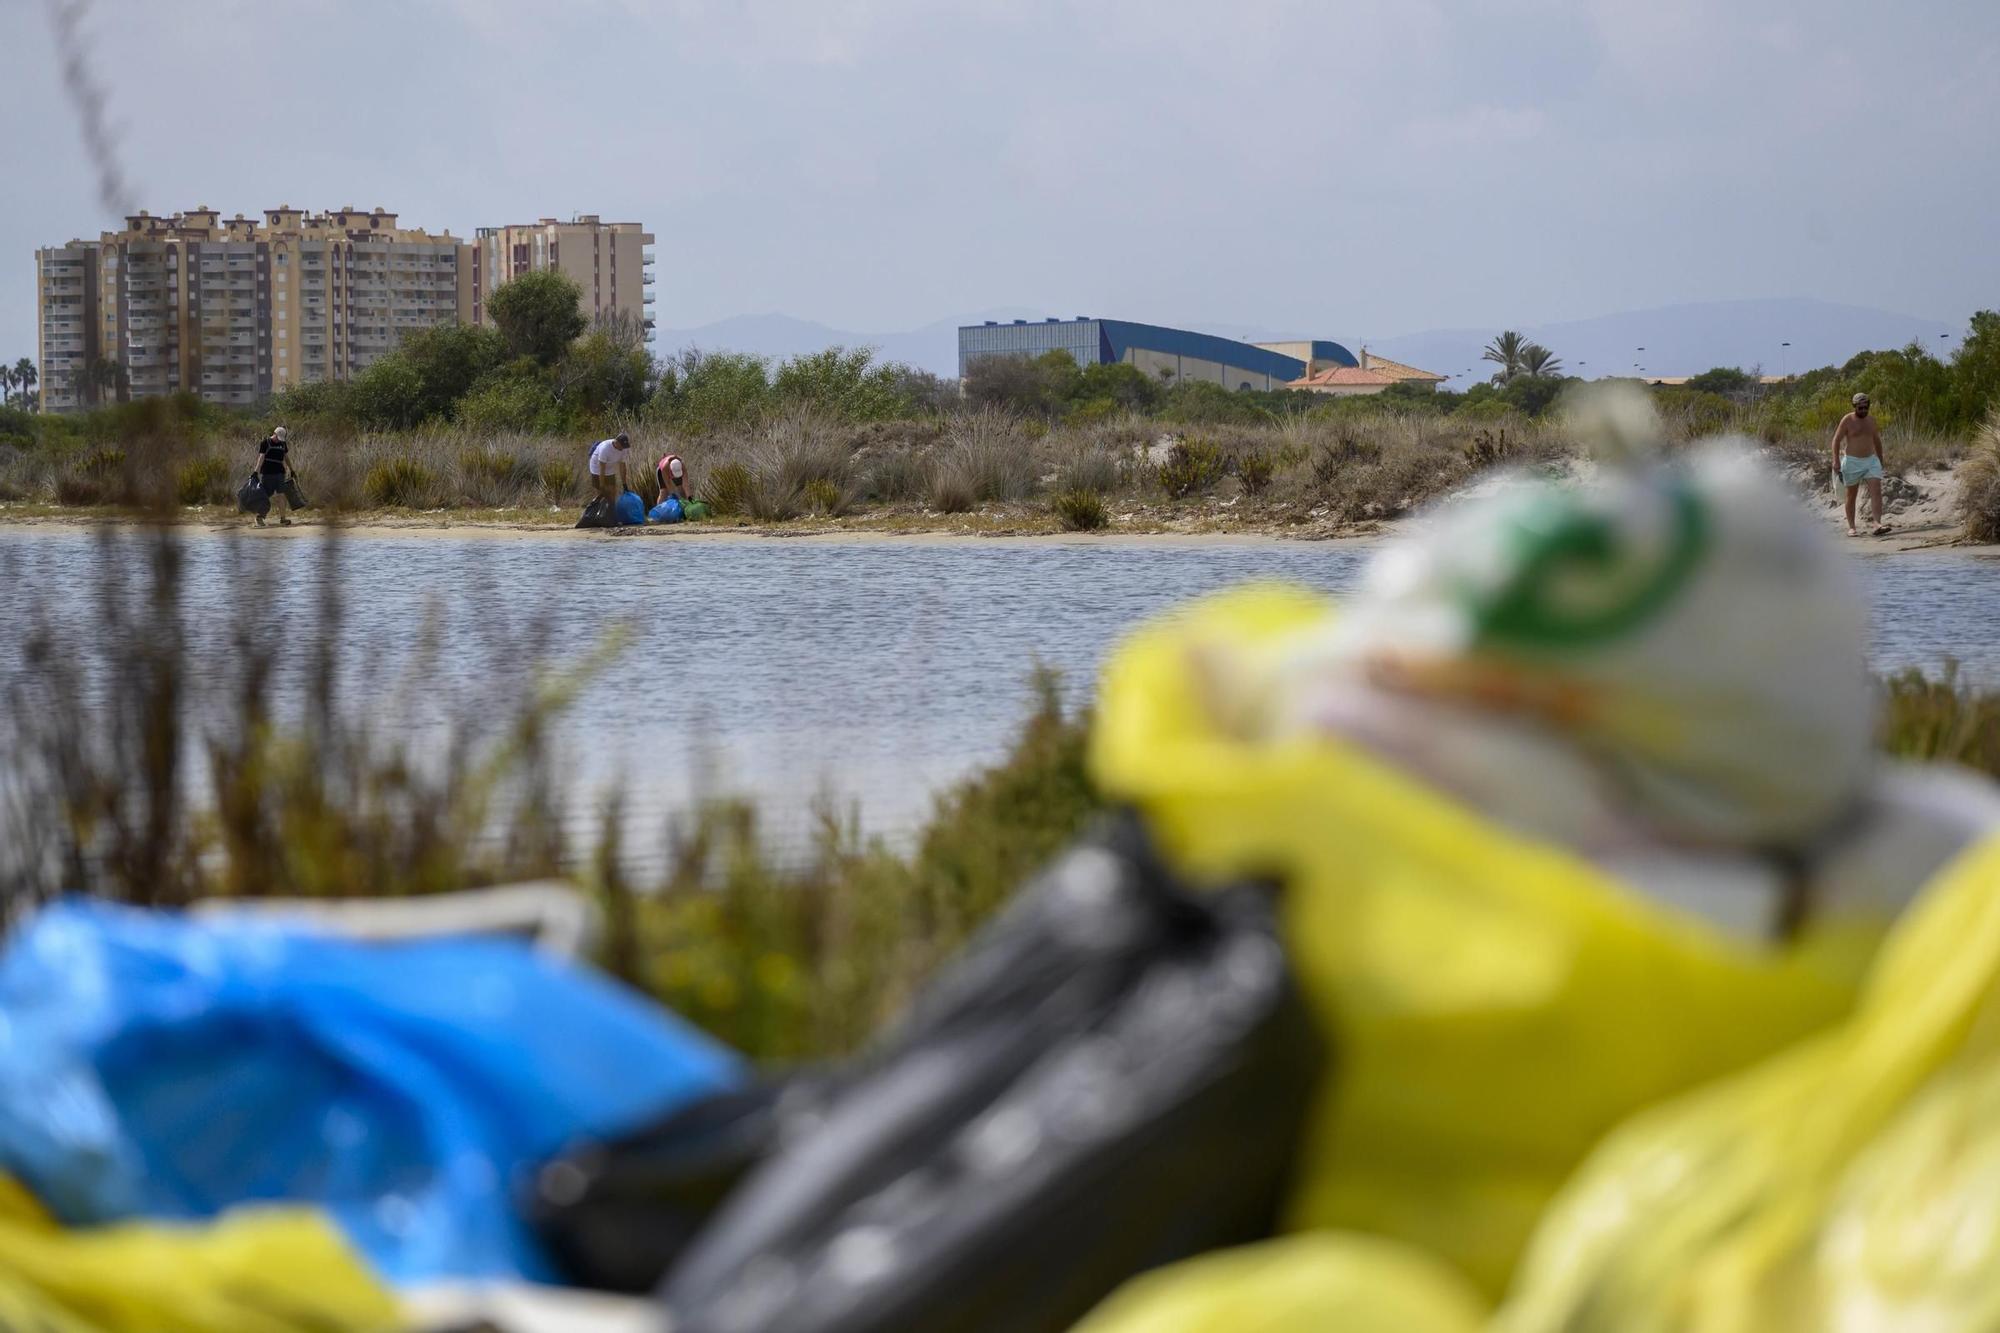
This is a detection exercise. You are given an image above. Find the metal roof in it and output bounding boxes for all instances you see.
[1093,320,1308,379]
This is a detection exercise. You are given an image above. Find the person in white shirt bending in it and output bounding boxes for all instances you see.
[588,432,632,513]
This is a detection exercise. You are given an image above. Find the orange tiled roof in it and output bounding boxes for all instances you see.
[1290,366,1403,388]
[1288,356,1449,390]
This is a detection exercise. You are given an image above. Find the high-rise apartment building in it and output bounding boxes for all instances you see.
[472,215,654,332]
[34,243,97,412]
[34,206,474,410]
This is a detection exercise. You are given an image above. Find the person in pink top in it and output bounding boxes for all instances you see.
[656,452,689,504]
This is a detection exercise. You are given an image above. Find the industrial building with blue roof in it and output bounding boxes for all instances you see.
[957,317,1359,392]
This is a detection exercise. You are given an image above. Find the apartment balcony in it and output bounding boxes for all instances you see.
[642,273,656,285]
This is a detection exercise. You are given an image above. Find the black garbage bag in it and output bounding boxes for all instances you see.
[237,473,269,516]
[531,1075,840,1293]
[652,814,1326,1333]
[281,477,309,510]
[575,497,612,529]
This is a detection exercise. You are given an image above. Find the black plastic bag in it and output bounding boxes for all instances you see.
[653,814,1325,1333]
[576,497,612,529]
[281,477,308,510]
[237,473,269,516]
[531,1076,838,1293]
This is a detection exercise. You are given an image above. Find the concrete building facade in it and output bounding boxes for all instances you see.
[959,318,1351,391]
[33,205,476,410]
[34,243,97,412]
[1254,340,1362,377]
[472,215,655,332]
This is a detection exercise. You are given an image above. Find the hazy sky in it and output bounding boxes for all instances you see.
[6,0,1997,358]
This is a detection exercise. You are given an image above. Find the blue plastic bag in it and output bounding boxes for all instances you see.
[615,490,646,526]
[648,496,684,525]
[0,900,741,1284]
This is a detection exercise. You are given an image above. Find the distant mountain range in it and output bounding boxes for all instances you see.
[650,298,1964,382]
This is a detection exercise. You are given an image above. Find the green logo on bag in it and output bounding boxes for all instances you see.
[1469,478,1709,651]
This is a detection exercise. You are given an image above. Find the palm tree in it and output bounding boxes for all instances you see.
[12,358,36,409]
[0,365,16,408]
[1482,331,1529,383]
[1520,344,1563,378]
[84,357,125,407]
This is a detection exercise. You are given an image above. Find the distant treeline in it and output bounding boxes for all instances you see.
[4,290,1998,448]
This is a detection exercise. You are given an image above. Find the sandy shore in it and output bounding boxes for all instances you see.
[0,502,1383,548]
[0,515,1372,549]
[0,457,1988,554]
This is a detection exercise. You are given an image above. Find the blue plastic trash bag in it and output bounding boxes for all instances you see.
[0,899,741,1285]
[615,490,646,526]
[648,496,684,525]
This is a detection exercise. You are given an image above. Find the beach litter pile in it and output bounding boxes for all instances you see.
[6,392,2000,1332]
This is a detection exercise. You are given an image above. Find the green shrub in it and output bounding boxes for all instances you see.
[1309,434,1384,494]
[55,472,105,506]
[363,458,438,508]
[489,268,587,367]
[175,455,234,506]
[456,377,566,435]
[707,461,755,516]
[1052,489,1109,531]
[1454,396,1514,423]
[803,477,844,515]
[54,448,125,505]
[771,347,910,423]
[651,351,772,432]
[0,406,37,446]
[1880,664,2000,776]
[1238,449,1275,494]
[1157,437,1224,499]
[1065,397,1123,427]
[459,447,533,507]
[539,460,579,498]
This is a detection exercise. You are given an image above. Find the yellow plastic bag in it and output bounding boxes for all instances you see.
[1497,833,2000,1332]
[1075,1231,1488,1333]
[0,1175,399,1333]
[1090,586,1881,1296]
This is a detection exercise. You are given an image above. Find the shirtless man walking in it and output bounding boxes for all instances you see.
[1830,392,1888,536]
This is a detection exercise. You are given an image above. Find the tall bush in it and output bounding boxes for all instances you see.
[651,350,771,432]
[771,347,911,422]
[489,269,588,367]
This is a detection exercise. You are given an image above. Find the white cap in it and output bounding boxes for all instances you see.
[1852,393,1870,406]
[273,425,290,442]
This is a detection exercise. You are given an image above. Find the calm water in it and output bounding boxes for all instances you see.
[2,529,1996,850]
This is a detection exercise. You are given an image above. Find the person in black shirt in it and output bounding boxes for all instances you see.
[256,425,294,527]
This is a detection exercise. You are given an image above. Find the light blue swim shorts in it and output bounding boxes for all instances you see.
[1839,453,1884,486]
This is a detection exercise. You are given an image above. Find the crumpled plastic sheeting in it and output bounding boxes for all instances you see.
[1498,834,2000,1333]
[0,1174,399,1333]
[0,898,741,1284]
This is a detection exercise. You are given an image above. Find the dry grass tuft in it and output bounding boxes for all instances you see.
[1960,413,2000,544]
